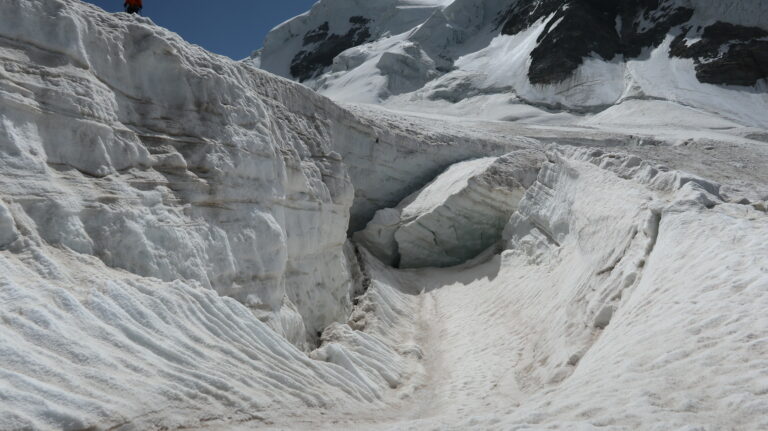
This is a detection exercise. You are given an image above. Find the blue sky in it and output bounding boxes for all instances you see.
[82,0,318,59]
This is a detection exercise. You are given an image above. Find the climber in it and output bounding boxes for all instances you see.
[124,0,142,14]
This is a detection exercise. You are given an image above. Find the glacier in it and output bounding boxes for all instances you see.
[1,0,767,430]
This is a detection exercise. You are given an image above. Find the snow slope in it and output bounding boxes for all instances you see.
[364,148,768,431]
[1,0,768,430]
[207,146,768,431]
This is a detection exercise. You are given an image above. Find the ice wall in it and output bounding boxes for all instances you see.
[355,150,545,268]
[0,0,535,348]
[326,105,532,231]
[0,2,424,427]
[0,0,359,347]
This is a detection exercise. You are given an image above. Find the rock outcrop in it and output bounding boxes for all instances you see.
[670,21,768,86]
[497,0,695,84]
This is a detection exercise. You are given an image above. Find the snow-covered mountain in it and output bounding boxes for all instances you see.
[254,0,768,128]
[1,0,768,430]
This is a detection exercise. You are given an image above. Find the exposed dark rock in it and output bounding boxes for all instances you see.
[702,22,768,43]
[497,0,561,37]
[694,42,768,87]
[670,22,768,59]
[349,16,370,26]
[670,22,768,86]
[303,22,330,45]
[528,1,623,84]
[497,0,693,85]
[290,17,373,82]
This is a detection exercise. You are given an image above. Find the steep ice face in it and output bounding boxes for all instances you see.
[0,200,18,247]
[0,0,360,348]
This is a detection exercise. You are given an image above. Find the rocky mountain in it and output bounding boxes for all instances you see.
[1,0,767,430]
[254,0,768,127]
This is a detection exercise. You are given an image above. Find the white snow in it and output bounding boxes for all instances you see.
[399,157,497,219]
[1,0,768,430]
[356,150,545,268]
[219,147,768,431]
[0,0,362,350]
[256,0,768,131]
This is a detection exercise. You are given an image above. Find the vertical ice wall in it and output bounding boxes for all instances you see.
[0,0,359,347]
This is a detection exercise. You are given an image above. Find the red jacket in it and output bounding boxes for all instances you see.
[125,0,142,7]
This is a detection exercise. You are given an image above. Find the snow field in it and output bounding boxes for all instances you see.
[0,0,767,430]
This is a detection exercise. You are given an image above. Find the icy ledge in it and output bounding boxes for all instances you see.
[355,149,545,268]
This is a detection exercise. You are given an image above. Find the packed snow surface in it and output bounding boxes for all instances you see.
[1,0,768,430]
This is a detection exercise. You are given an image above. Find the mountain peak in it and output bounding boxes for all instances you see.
[254,0,768,127]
